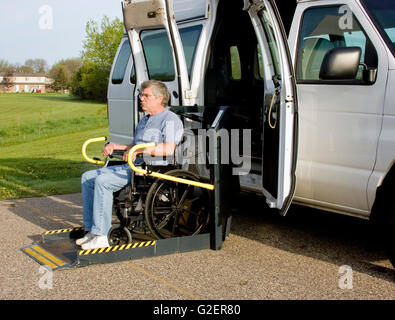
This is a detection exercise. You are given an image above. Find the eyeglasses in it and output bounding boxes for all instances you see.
[138,93,156,100]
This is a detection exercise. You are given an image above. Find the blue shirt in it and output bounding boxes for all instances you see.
[132,108,184,165]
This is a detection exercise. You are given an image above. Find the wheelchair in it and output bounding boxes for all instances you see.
[84,141,212,246]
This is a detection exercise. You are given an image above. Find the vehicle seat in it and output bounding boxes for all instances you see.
[297,38,335,80]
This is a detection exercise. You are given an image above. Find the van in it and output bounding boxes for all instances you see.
[107,0,395,267]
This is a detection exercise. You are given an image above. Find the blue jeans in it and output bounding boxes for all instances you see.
[81,164,132,236]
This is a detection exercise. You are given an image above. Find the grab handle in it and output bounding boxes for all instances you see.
[81,137,107,165]
[127,143,214,191]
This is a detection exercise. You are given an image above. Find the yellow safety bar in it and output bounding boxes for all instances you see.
[127,143,215,191]
[81,137,107,166]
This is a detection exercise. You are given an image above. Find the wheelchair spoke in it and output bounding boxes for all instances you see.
[144,169,211,239]
[155,209,177,229]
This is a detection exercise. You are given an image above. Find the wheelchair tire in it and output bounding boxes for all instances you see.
[108,224,132,246]
[144,169,211,239]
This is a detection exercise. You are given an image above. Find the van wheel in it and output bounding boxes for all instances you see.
[386,210,395,267]
[370,171,395,268]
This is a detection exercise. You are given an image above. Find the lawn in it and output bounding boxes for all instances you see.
[0,93,109,200]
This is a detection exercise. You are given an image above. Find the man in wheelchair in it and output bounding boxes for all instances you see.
[77,80,185,250]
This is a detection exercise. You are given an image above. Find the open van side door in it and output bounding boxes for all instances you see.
[246,0,298,215]
[122,0,192,124]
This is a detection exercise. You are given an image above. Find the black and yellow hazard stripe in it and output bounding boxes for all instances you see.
[78,240,156,256]
[21,244,70,270]
[44,227,84,235]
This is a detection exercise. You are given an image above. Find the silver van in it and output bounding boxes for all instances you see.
[108,0,395,266]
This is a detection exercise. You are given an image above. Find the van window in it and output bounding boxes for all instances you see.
[230,46,241,80]
[258,9,282,80]
[179,25,203,77]
[361,0,395,57]
[130,65,136,84]
[296,6,378,83]
[112,40,132,84]
[141,29,175,81]
[255,45,264,80]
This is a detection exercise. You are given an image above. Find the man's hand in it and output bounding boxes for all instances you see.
[122,146,134,162]
[102,143,130,157]
[102,143,115,157]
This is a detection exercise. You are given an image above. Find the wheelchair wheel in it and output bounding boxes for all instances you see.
[144,169,210,239]
[108,224,132,246]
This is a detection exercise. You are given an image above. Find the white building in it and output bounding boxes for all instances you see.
[0,72,49,93]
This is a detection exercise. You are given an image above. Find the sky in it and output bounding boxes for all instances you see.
[0,0,124,68]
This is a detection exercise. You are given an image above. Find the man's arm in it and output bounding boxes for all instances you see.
[102,143,131,157]
[122,142,176,161]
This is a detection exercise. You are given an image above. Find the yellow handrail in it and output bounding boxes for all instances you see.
[81,137,107,165]
[127,143,215,191]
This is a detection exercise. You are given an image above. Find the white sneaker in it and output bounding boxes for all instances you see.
[81,235,110,250]
[76,232,94,246]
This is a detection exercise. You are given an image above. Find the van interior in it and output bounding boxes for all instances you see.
[204,0,264,170]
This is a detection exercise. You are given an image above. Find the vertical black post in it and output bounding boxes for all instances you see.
[212,132,223,250]
[210,106,230,250]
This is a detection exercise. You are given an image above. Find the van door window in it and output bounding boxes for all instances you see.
[258,9,282,80]
[255,45,264,80]
[179,25,203,77]
[112,40,132,84]
[141,29,176,81]
[130,65,136,84]
[361,0,395,57]
[230,46,241,80]
[296,6,378,83]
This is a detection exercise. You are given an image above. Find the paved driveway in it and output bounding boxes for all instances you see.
[0,193,394,301]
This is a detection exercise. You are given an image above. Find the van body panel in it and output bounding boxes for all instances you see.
[107,37,135,144]
[289,0,389,215]
[367,70,395,208]
[172,0,208,22]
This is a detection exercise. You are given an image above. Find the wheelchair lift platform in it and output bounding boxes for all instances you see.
[21,106,233,271]
[21,227,212,270]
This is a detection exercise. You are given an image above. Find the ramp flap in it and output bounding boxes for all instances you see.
[21,244,71,271]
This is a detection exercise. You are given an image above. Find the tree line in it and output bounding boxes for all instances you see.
[1,16,123,101]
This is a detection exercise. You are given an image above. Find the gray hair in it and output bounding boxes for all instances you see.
[141,80,170,106]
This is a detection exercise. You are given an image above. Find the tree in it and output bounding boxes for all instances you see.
[24,58,48,74]
[71,16,124,101]
[52,66,68,92]
[1,70,14,91]
[48,58,82,88]
[0,59,11,72]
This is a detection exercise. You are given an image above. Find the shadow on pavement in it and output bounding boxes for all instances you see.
[230,192,395,283]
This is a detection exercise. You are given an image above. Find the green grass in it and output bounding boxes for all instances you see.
[0,93,109,200]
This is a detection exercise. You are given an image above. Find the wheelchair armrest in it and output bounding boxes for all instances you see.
[109,150,125,160]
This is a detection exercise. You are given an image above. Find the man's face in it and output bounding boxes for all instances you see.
[139,86,163,115]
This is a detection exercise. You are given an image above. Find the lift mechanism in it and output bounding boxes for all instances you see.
[21,107,233,270]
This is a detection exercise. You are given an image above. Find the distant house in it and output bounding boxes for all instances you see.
[0,72,51,93]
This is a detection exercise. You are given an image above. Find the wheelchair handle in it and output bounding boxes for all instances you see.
[127,143,215,191]
[81,137,107,165]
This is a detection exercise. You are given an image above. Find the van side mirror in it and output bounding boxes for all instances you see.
[319,47,361,80]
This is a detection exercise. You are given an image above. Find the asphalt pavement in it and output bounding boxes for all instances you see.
[0,192,394,301]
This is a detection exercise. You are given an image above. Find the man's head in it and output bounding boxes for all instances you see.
[139,80,170,115]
